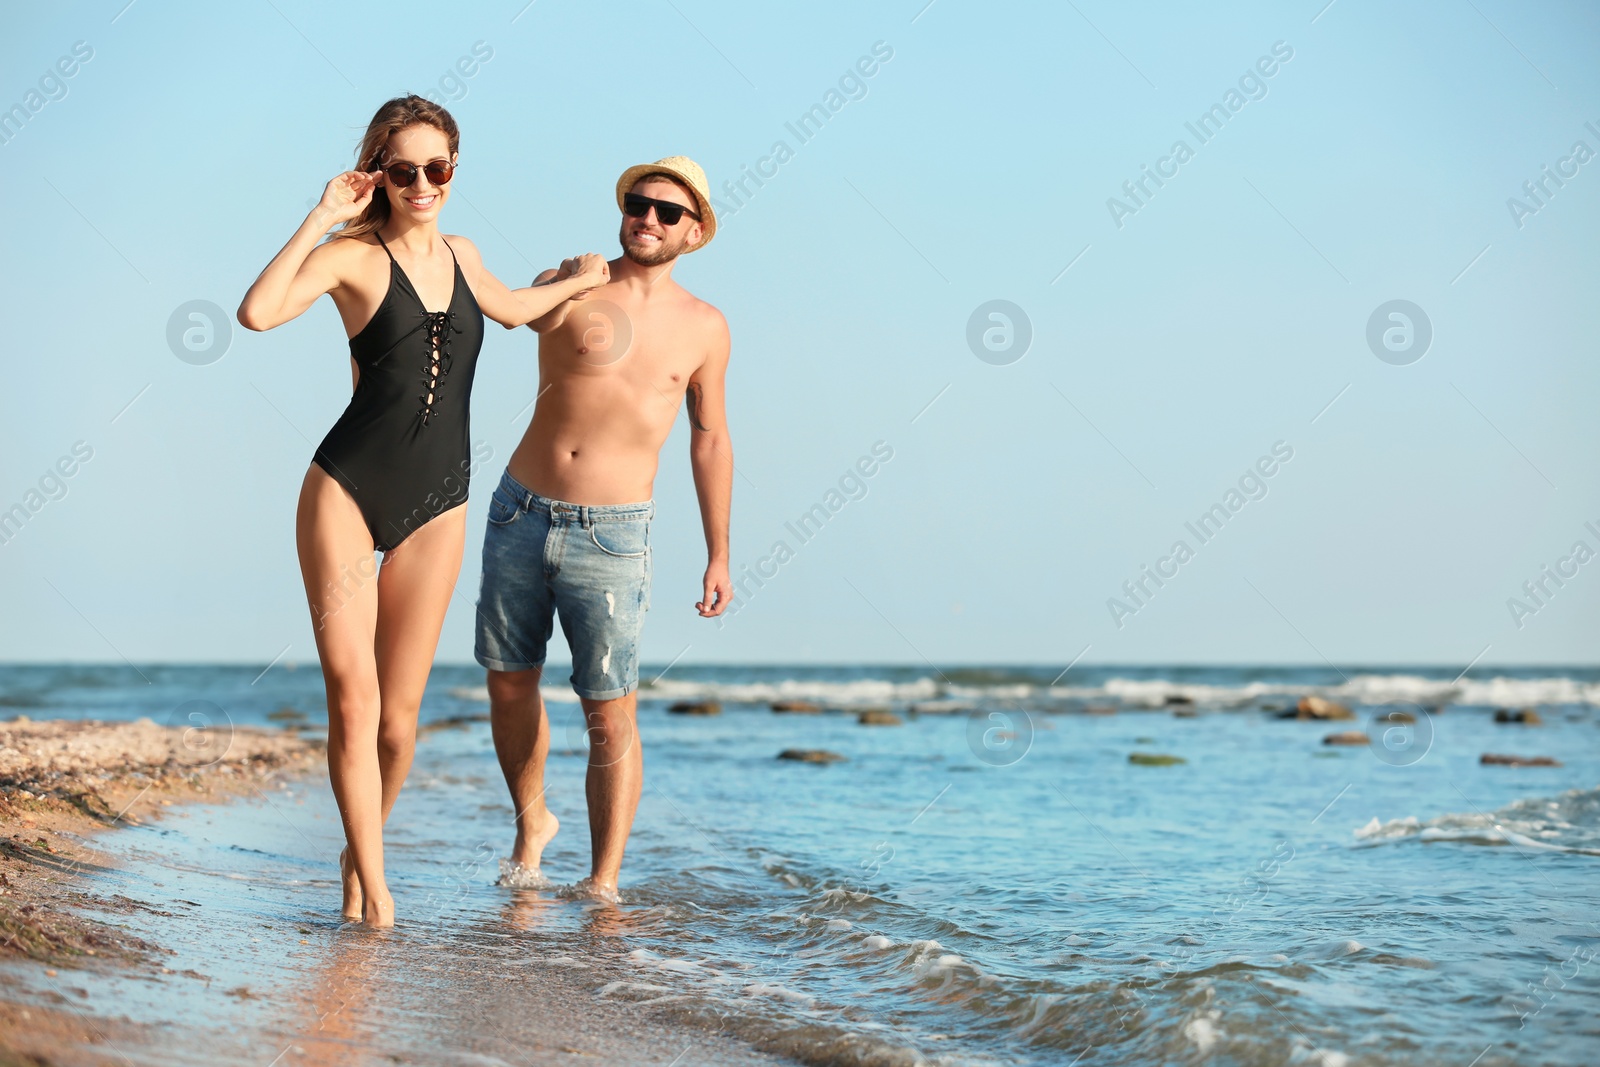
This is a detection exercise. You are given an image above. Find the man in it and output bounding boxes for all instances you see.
[474,157,733,901]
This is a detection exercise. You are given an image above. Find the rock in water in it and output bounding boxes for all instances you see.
[1492,708,1542,725]
[771,700,822,714]
[1480,753,1561,767]
[1280,696,1355,721]
[777,749,847,764]
[668,701,721,716]
[857,709,903,726]
[908,700,972,715]
[1323,731,1369,746]
[1128,752,1186,766]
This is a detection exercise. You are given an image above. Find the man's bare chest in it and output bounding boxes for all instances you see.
[545,299,703,385]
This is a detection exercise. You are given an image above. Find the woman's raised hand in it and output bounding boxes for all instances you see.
[570,253,610,293]
[313,170,381,229]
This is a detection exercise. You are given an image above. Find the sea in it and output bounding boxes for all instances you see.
[2,662,1597,1066]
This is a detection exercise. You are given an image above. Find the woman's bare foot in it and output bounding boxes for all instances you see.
[339,847,363,921]
[510,811,559,873]
[362,889,395,928]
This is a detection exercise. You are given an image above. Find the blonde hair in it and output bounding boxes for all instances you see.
[338,95,460,240]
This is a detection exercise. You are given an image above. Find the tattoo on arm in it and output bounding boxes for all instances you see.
[685,382,710,432]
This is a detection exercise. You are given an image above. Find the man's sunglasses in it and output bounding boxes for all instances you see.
[379,159,456,188]
[623,192,700,226]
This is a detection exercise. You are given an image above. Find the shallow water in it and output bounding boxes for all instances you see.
[3,664,1598,1065]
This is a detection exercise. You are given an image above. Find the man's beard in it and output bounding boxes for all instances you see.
[619,222,687,266]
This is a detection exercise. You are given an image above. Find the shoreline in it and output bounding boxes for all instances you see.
[0,718,800,1067]
[1,716,326,967]
[0,717,325,1064]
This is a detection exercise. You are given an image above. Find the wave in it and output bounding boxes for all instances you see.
[610,890,1379,1067]
[449,685,584,705]
[1057,674,1600,709]
[1354,786,1600,856]
[449,678,946,708]
[1336,674,1600,709]
[449,673,1600,710]
[649,677,943,707]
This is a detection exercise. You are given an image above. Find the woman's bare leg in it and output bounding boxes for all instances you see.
[297,466,389,925]
[372,505,466,824]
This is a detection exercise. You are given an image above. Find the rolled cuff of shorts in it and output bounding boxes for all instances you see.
[476,651,546,673]
[571,678,639,701]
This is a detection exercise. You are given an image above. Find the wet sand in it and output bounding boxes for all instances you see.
[0,717,322,1064]
[0,718,797,1066]
[0,716,324,967]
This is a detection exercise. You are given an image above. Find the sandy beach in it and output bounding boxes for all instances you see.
[0,717,322,1064]
[0,716,324,964]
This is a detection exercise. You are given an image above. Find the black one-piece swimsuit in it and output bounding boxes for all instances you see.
[313,233,486,552]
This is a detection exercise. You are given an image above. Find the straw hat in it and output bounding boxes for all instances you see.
[614,156,716,252]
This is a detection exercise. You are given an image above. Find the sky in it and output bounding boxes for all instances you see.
[2,0,1597,669]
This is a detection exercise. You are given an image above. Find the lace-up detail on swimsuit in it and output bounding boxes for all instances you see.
[418,310,458,426]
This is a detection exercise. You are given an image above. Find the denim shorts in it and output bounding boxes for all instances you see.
[474,470,653,700]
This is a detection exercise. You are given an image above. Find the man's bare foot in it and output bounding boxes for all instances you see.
[508,811,559,872]
[339,847,363,921]
[497,858,552,888]
[565,876,622,904]
[362,890,394,928]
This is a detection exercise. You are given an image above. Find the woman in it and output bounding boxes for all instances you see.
[238,95,606,926]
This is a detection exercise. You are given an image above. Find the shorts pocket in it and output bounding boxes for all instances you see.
[589,518,648,558]
[487,487,522,527]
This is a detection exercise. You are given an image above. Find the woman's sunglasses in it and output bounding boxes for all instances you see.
[379,159,456,188]
[623,192,700,226]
